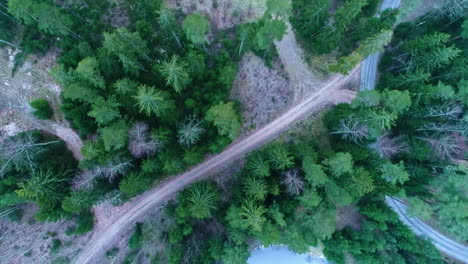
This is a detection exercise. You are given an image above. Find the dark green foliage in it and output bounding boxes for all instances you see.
[0,0,15,47]
[68,211,94,235]
[30,98,54,120]
[50,239,62,254]
[128,223,143,249]
[119,172,153,197]
[175,181,220,221]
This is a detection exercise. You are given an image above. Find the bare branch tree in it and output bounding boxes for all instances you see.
[95,156,132,182]
[439,0,468,20]
[282,169,305,196]
[331,116,369,143]
[128,122,160,158]
[418,133,465,161]
[177,116,205,146]
[71,169,99,190]
[417,122,468,137]
[0,132,59,176]
[369,134,409,158]
[419,103,463,120]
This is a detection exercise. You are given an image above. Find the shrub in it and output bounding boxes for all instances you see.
[50,239,62,254]
[69,211,94,235]
[30,98,54,119]
[128,223,143,249]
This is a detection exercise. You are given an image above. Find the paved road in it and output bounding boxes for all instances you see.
[360,0,402,90]
[75,63,360,264]
[386,197,468,263]
[363,1,468,263]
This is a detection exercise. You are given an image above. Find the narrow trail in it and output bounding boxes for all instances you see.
[74,25,361,264]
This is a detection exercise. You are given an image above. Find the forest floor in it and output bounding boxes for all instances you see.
[165,0,266,29]
[0,48,83,160]
[0,48,87,263]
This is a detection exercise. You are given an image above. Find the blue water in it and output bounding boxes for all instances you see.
[248,246,330,264]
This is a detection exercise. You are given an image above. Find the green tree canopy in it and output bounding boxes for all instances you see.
[8,0,73,35]
[254,19,287,51]
[75,57,105,89]
[103,28,149,75]
[88,97,121,125]
[380,161,410,185]
[239,200,267,231]
[323,152,354,178]
[158,55,191,93]
[182,14,210,45]
[205,101,241,140]
[133,85,175,117]
[177,181,220,220]
[99,120,129,151]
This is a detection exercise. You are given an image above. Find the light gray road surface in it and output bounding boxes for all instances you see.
[386,196,468,263]
[360,0,402,90]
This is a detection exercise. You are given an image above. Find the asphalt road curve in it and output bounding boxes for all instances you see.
[360,0,402,90]
[386,196,468,263]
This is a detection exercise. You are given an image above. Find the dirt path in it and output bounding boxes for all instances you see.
[75,57,360,264]
[0,48,84,160]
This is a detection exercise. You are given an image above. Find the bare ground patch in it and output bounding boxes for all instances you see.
[0,48,83,159]
[0,204,91,264]
[165,0,266,29]
[230,53,292,134]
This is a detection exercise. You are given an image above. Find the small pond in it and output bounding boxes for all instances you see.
[248,246,330,264]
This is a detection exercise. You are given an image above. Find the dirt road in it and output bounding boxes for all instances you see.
[75,35,360,264]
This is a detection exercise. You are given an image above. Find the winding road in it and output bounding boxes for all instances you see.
[360,0,402,90]
[74,28,359,263]
[386,197,468,263]
[362,1,468,263]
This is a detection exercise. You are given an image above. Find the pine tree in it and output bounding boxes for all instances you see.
[133,85,175,117]
[88,97,121,125]
[245,152,270,178]
[239,200,267,231]
[103,28,149,75]
[158,55,191,94]
[182,181,219,220]
[205,101,241,140]
[254,19,287,51]
[177,116,205,146]
[75,57,105,89]
[182,14,210,45]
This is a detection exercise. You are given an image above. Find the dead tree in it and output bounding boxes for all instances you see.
[282,169,305,196]
[418,133,465,161]
[419,103,463,120]
[418,122,468,137]
[128,122,160,158]
[331,117,369,143]
[177,116,205,146]
[0,132,59,176]
[369,134,409,158]
[95,156,132,182]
